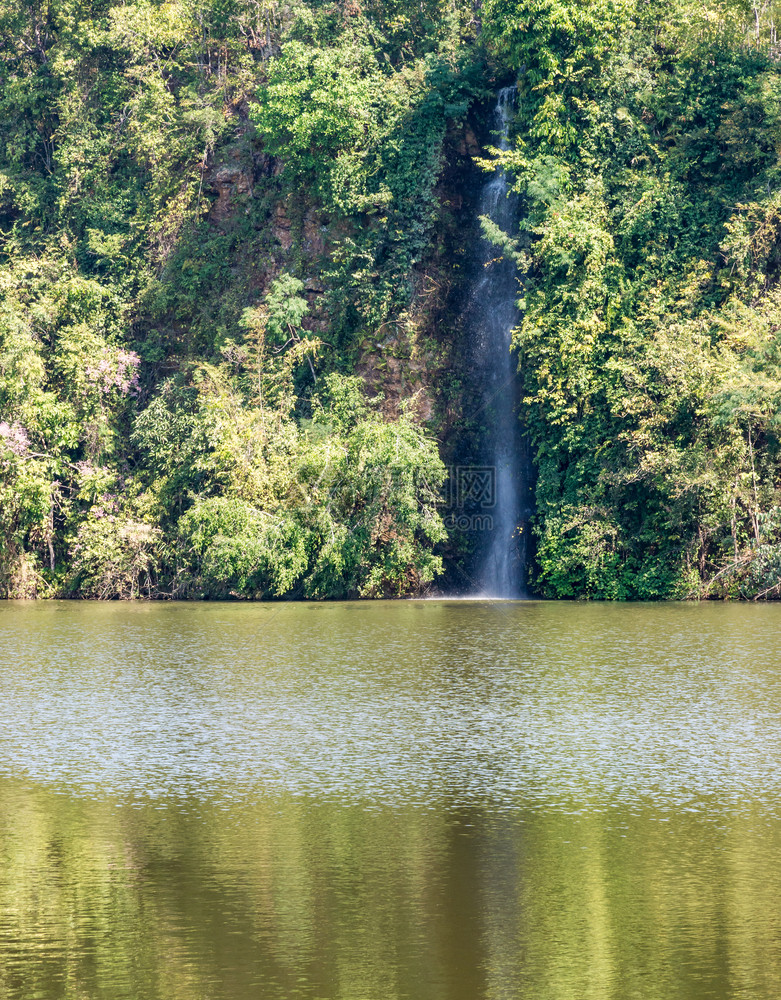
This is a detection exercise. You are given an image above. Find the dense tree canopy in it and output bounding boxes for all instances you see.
[488,0,781,597]
[3,0,781,599]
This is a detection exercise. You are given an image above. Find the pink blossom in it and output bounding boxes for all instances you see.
[92,493,120,521]
[85,348,141,396]
[0,421,29,456]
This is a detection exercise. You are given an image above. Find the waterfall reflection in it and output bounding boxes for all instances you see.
[2,785,781,1000]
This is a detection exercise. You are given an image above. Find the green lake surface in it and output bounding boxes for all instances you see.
[2,599,781,999]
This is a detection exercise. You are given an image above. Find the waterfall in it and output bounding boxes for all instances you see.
[469,86,529,598]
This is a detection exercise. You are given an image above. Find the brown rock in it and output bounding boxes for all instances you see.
[272,202,293,249]
[208,165,253,221]
[303,210,325,256]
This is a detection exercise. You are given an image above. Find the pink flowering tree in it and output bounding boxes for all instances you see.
[0,422,30,458]
[84,348,141,397]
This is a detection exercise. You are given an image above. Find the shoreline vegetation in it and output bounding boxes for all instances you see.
[4,0,781,601]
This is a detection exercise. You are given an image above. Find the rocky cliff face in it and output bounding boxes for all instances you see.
[198,114,489,443]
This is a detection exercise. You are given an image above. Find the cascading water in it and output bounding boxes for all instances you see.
[468,86,529,598]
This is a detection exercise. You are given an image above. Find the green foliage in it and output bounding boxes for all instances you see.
[172,374,447,599]
[69,509,162,599]
[8,0,781,602]
[0,0,467,599]
[299,377,447,597]
[252,16,487,346]
[482,4,781,598]
[482,0,633,150]
[177,496,309,598]
[253,39,394,212]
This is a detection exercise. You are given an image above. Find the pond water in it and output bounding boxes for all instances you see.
[2,599,781,999]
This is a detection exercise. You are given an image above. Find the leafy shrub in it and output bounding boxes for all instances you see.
[69,509,162,599]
